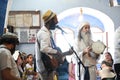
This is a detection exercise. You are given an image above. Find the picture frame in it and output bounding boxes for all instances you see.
[8,11,41,43]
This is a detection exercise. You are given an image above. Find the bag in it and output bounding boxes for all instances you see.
[41,52,59,73]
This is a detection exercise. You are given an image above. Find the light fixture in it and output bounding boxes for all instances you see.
[78,8,83,22]
[109,0,120,7]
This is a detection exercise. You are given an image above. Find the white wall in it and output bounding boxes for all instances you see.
[10,0,120,54]
[11,0,120,29]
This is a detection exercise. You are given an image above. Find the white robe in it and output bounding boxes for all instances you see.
[73,39,97,80]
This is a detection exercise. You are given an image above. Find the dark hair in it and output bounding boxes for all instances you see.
[0,37,19,45]
[21,52,27,60]
[7,25,14,33]
[27,54,33,58]
[105,52,114,65]
[102,60,112,67]
[0,33,19,45]
[105,52,112,58]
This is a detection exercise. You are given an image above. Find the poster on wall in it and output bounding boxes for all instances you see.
[28,29,39,43]
[32,14,40,26]
[8,11,41,43]
[8,11,41,27]
[15,28,39,43]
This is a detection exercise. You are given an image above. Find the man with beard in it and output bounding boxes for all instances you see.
[69,22,99,80]
[35,10,73,80]
[0,32,21,80]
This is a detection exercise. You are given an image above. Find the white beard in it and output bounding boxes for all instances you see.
[81,31,91,46]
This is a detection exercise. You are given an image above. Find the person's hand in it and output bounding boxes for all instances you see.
[56,51,63,58]
[69,72,75,79]
[84,46,90,52]
[56,51,63,63]
[83,46,91,55]
[69,63,75,79]
[62,47,74,56]
[32,71,37,75]
[33,72,39,79]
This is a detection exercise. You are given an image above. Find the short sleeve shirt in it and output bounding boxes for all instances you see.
[25,63,34,80]
[0,45,20,80]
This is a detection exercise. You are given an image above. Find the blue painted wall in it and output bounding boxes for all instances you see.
[0,0,8,36]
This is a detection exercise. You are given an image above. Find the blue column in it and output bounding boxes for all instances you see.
[0,0,8,36]
[117,0,120,5]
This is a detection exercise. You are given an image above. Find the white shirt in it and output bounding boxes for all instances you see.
[25,63,34,80]
[0,45,20,80]
[35,26,57,73]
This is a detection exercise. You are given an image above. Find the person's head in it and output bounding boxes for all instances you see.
[13,50,23,65]
[0,32,19,54]
[21,52,27,62]
[19,52,27,69]
[104,52,113,65]
[7,25,14,33]
[42,10,58,30]
[27,54,33,64]
[17,53,23,66]
[78,21,91,45]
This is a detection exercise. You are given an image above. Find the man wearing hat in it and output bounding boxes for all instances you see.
[35,10,73,80]
[0,32,21,80]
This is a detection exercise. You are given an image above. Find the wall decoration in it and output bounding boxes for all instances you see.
[8,11,41,43]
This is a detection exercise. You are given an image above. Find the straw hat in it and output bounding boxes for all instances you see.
[99,68,116,79]
[42,10,56,23]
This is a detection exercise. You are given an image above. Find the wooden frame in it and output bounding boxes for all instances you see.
[8,11,41,43]
[8,11,41,28]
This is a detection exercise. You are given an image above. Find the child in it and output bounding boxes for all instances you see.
[25,54,39,80]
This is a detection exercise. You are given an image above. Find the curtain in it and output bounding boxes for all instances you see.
[0,0,12,36]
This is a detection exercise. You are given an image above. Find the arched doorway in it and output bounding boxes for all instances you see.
[54,7,115,80]
[57,7,114,55]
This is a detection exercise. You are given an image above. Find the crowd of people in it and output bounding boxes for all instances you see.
[0,32,40,80]
[0,9,120,80]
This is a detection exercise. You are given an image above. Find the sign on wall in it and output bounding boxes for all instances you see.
[8,11,41,43]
